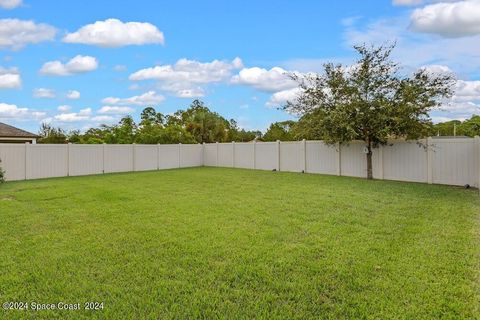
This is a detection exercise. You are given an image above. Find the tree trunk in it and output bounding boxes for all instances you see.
[366,146,373,180]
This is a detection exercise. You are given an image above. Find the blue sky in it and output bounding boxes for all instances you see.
[1,0,480,133]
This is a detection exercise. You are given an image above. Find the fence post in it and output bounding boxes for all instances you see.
[276,140,281,171]
[24,142,29,180]
[132,143,136,172]
[475,136,480,190]
[427,137,433,184]
[216,142,219,167]
[302,139,307,173]
[253,140,256,169]
[67,143,71,176]
[178,143,182,168]
[102,143,106,174]
[157,143,160,170]
[336,142,341,176]
[202,143,206,167]
[232,141,235,168]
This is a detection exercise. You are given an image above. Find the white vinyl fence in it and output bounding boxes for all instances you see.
[0,137,479,188]
[0,143,203,181]
[203,138,480,188]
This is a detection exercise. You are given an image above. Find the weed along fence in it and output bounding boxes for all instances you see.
[0,137,479,188]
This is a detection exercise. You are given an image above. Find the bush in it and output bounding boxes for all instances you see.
[0,158,5,184]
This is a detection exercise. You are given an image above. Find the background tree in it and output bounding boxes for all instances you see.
[263,120,297,141]
[285,43,455,179]
[38,123,68,144]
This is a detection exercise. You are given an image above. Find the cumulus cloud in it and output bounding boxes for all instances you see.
[231,67,297,92]
[452,80,480,102]
[0,0,22,9]
[98,106,135,114]
[57,105,71,113]
[0,102,45,119]
[0,19,56,50]
[0,67,21,89]
[33,88,55,98]
[40,55,98,76]
[63,19,164,47]
[53,108,92,122]
[130,58,242,83]
[410,1,480,37]
[101,91,165,106]
[266,88,303,108]
[66,90,81,99]
[130,58,242,97]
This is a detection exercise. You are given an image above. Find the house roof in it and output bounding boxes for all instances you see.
[0,122,39,138]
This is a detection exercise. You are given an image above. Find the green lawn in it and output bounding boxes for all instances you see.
[0,167,479,319]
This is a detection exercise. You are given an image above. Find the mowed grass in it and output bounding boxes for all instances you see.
[0,167,479,319]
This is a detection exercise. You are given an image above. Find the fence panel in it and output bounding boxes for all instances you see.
[69,144,103,176]
[27,144,68,179]
[135,145,158,171]
[0,144,26,181]
[218,143,233,167]
[204,144,217,166]
[382,141,427,183]
[234,143,254,169]
[255,142,277,171]
[305,141,337,175]
[104,145,134,173]
[180,144,203,168]
[158,144,179,169]
[280,142,302,172]
[340,142,368,178]
[432,138,477,187]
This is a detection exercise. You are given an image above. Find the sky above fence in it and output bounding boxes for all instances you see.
[1,0,480,133]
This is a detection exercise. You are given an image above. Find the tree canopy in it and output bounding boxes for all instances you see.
[285,43,455,179]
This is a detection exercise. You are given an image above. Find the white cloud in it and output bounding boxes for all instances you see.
[453,80,480,102]
[0,67,21,89]
[57,105,71,113]
[53,108,91,122]
[130,58,242,97]
[419,64,453,75]
[0,0,22,9]
[410,0,480,37]
[231,67,297,92]
[91,115,117,123]
[33,88,55,98]
[130,58,242,83]
[266,88,303,107]
[393,0,423,5]
[98,106,134,114]
[66,90,81,99]
[0,19,56,50]
[63,19,164,47]
[176,88,205,98]
[101,91,164,106]
[40,55,98,76]
[0,102,45,119]
[113,65,127,72]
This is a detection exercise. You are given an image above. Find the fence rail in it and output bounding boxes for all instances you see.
[1,137,479,188]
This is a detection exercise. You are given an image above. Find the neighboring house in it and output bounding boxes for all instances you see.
[0,122,39,144]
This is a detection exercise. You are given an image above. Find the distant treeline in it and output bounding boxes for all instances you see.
[37,99,480,144]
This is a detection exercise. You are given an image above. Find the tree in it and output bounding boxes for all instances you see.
[285,43,455,179]
[38,123,68,144]
[263,120,297,141]
[0,158,5,184]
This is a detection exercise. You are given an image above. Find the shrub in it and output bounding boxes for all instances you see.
[0,158,5,184]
